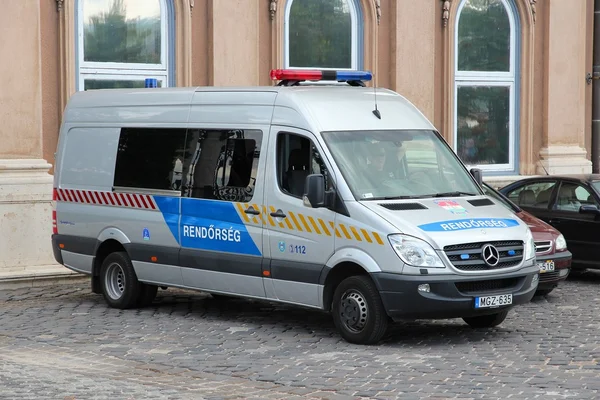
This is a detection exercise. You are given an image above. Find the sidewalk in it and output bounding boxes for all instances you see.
[0,264,87,290]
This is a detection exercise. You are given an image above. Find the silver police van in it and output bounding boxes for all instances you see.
[51,70,539,344]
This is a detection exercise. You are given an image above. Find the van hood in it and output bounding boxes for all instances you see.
[360,196,530,250]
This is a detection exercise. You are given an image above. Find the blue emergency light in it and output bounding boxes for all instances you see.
[145,78,158,88]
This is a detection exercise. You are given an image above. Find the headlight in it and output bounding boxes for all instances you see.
[555,234,567,251]
[388,234,445,268]
[525,231,535,261]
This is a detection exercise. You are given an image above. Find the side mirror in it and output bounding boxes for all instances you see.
[303,174,327,208]
[579,204,600,214]
[470,168,483,186]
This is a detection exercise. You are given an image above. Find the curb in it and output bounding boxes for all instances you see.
[0,265,88,290]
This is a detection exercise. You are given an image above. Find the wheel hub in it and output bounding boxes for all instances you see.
[339,291,368,332]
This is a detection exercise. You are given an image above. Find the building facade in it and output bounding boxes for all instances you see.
[0,0,597,278]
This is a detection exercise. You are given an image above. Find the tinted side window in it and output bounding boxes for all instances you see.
[506,181,556,208]
[277,133,331,198]
[556,182,599,212]
[181,129,262,202]
[114,128,187,191]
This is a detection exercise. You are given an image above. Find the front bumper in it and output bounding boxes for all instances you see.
[535,250,572,290]
[371,265,539,321]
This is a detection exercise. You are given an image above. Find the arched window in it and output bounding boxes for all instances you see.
[454,0,519,173]
[76,0,174,90]
[284,0,362,70]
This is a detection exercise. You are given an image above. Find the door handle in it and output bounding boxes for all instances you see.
[244,206,260,215]
[270,209,287,218]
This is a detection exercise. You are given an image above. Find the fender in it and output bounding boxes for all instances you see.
[320,246,382,285]
[96,227,131,249]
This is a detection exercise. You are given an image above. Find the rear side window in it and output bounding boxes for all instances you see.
[181,129,262,202]
[114,128,187,191]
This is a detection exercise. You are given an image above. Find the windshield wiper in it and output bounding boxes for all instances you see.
[431,191,477,197]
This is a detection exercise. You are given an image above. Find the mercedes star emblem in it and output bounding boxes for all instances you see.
[481,244,500,267]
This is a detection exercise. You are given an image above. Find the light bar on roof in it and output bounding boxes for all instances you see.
[269,69,372,82]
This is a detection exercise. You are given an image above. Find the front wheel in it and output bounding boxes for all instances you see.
[462,309,509,328]
[331,276,389,345]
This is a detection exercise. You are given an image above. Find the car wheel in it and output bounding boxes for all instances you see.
[100,251,142,309]
[462,309,509,329]
[331,276,389,345]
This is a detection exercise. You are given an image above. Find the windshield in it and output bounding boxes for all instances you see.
[481,183,520,213]
[321,130,482,200]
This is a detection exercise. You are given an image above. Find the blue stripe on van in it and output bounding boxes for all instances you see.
[154,196,181,242]
[418,218,520,232]
[155,197,261,256]
[180,198,261,256]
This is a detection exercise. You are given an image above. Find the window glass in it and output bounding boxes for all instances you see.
[287,0,354,69]
[181,129,262,203]
[321,130,481,200]
[457,0,510,72]
[77,0,170,90]
[277,133,331,198]
[82,0,162,64]
[114,128,187,191]
[505,181,556,209]
[454,0,516,172]
[457,85,510,165]
[556,182,599,212]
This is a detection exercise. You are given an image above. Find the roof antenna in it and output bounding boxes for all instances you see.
[372,0,381,120]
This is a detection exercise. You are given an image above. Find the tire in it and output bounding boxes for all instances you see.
[100,251,142,309]
[462,309,509,329]
[535,288,554,297]
[137,284,158,307]
[331,276,389,345]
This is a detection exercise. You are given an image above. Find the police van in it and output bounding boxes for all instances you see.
[51,70,539,344]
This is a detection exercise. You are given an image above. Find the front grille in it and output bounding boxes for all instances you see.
[539,271,560,282]
[444,240,524,271]
[535,241,552,254]
[455,278,520,294]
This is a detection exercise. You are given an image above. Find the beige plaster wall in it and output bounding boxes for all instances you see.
[390,0,436,122]
[209,0,259,86]
[543,0,589,147]
[0,2,43,159]
[192,0,209,86]
[41,0,61,174]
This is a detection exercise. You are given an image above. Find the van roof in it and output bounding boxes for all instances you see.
[63,85,436,132]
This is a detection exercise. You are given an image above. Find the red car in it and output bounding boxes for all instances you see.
[482,182,572,296]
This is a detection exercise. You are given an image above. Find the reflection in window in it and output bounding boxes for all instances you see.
[454,0,517,172]
[556,183,598,212]
[77,0,171,90]
[114,128,187,191]
[276,133,331,198]
[182,130,262,203]
[285,0,360,69]
[457,0,510,72]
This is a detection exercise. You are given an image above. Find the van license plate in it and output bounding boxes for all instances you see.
[474,294,512,309]
[537,260,555,273]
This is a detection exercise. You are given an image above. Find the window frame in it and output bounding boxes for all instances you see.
[283,0,362,71]
[453,0,518,173]
[75,0,173,91]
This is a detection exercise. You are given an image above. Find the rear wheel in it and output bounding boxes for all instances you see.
[463,309,509,328]
[100,251,142,309]
[331,276,389,345]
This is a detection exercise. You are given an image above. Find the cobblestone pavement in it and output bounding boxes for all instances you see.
[1,271,600,400]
